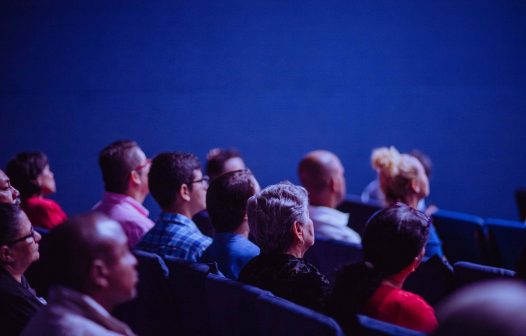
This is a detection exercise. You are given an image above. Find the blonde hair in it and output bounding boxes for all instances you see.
[371,146,423,205]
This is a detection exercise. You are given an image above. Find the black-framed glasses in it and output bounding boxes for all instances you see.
[189,175,210,185]
[5,227,36,245]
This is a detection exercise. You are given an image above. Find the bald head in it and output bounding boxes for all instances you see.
[47,212,127,291]
[298,150,346,207]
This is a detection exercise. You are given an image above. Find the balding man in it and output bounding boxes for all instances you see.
[298,150,361,244]
[22,213,137,336]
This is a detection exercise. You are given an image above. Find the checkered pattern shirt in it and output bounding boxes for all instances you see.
[136,212,212,262]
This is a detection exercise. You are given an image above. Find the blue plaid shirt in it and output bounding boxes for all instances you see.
[136,212,212,262]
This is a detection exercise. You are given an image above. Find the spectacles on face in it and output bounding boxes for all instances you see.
[133,158,152,172]
[189,175,210,186]
[5,227,36,245]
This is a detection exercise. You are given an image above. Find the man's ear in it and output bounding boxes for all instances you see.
[0,245,13,263]
[410,178,421,194]
[291,221,304,243]
[130,170,142,186]
[89,259,109,289]
[179,183,191,202]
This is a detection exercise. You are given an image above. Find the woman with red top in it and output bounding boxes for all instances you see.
[6,152,67,230]
[328,203,437,334]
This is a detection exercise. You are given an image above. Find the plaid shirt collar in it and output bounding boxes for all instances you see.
[157,212,197,228]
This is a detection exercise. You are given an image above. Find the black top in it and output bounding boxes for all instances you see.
[239,253,331,312]
[0,268,45,336]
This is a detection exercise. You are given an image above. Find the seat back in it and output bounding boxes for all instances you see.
[515,188,526,222]
[453,261,515,289]
[114,250,171,336]
[166,256,211,336]
[255,293,345,336]
[431,209,486,264]
[205,274,269,336]
[355,315,426,336]
[485,218,526,269]
[337,195,382,237]
[304,237,362,282]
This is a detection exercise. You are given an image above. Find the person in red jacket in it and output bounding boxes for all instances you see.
[6,152,67,230]
[328,203,437,334]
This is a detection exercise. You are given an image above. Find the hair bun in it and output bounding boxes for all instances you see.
[371,146,401,177]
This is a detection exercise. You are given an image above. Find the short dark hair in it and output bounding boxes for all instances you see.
[207,169,258,232]
[0,203,23,245]
[6,152,49,198]
[206,148,242,180]
[149,152,201,209]
[328,203,430,331]
[98,140,142,194]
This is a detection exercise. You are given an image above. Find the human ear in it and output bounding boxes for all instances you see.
[0,245,13,263]
[90,259,109,288]
[179,184,191,202]
[292,221,304,243]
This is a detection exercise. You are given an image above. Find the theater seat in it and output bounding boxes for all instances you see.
[515,188,526,222]
[337,194,382,237]
[453,261,515,289]
[486,218,526,269]
[355,315,426,336]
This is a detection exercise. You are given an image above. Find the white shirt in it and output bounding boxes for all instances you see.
[309,205,361,244]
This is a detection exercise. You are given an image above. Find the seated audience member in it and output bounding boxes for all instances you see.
[362,149,436,215]
[200,169,260,279]
[239,182,330,312]
[298,150,361,244]
[136,152,212,261]
[0,203,45,336]
[194,148,246,237]
[328,204,437,334]
[371,146,444,260]
[92,140,154,248]
[21,213,137,336]
[0,169,21,204]
[434,280,526,336]
[6,152,67,229]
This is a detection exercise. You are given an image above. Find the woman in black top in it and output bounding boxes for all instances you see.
[0,203,45,336]
[239,182,330,311]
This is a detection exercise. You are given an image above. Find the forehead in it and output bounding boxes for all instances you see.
[223,157,245,173]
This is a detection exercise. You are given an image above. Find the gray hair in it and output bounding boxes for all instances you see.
[247,181,309,253]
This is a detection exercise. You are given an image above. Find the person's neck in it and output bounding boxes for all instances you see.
[232,221,250,238]
[286,245,305,259]
[309,192,338,209]
[381,273,407,289]
[87,291,115,314]
[3,265,23,283]
[124,189,146,204]
[163,205,192,219]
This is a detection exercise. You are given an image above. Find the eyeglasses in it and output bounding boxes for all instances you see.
[189,175,210,186]
[133,158,152,172]
[5,227,36,245]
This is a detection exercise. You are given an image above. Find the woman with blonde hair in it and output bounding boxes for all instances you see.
[371,146,444,260]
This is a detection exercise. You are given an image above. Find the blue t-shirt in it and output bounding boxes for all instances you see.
[424,224,444,260]
[200,232,260,280]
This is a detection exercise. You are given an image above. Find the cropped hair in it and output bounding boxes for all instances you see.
[6,152,49,198]
[207,169,258,232]
[98,140,142,194]
[0,203,23,246]
[149,152,201,209]
[328,204,430,331]
[371,146,423,205]
[246,182,309,253]
[206,148,242,180]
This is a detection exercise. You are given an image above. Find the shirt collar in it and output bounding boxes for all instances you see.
[102,192,149,217]
[158,212,197,228]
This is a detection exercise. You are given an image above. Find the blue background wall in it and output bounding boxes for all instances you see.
[1,0,525,220]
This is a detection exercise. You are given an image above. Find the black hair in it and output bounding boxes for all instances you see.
[0,203,23,245]
[207,169,257,233]
[206,148,242,180]
[98,140,141,194]
[6,152,49,198]
[149,152,201,209]
[328,203,430,333]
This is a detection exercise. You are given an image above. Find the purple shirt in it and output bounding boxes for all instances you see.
[92,192,154,248]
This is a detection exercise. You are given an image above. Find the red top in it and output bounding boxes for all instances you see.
[22,197,67,230]
[364,284,438,333]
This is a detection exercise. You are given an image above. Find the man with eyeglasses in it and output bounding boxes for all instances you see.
[92,140,154,248]
[136,152,212,262]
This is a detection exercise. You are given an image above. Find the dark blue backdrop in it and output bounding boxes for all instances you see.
[1,0,525,220]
